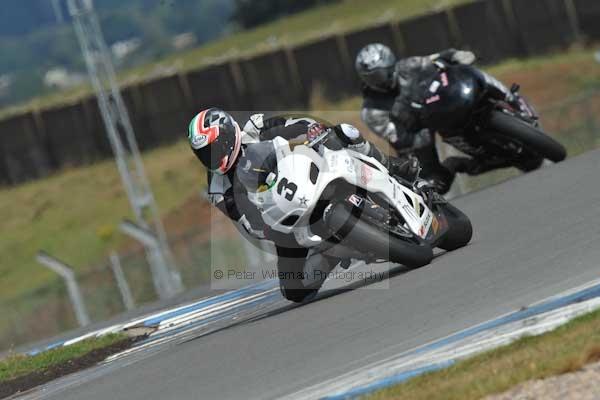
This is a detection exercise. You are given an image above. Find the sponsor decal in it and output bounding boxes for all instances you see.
[429,80,441,93]
[403,204,419,221]
[190,133,208,149]
[360,164,373,186]
[345,158,355,174]
[431,215,440,234]
[425,95,441,104]
[189,110,220,150]
[441,72,449,87]
[424,212,432,229]
[348,194,364,208]
[298,196,309,207]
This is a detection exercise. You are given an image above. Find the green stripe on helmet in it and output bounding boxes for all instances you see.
[188,115,199,141]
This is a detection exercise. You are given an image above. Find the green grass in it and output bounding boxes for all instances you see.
[0,0,470,119]
[367,308,600,400]
[0,333,126,382]
[0,140,204,303]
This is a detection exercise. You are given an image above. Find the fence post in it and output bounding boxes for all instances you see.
[36,251,91,327]
[119,220,183,299]
[284,46,305,99]
[109,252,135,311]
[335,34,354,80]
[563,0,583,42]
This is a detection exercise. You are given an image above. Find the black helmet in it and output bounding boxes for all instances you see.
[355,43,397,92]
[188,108,242,174]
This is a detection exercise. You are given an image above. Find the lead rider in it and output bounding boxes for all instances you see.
[188,108,423,301]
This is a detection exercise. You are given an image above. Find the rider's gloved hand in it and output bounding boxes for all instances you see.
[307,122,327,142]
[243,113,265,141]
[451,50,476,65]
[388,154,420,183]
[411,129,433,149]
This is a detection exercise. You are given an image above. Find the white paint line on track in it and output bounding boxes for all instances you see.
[154,288,280,332]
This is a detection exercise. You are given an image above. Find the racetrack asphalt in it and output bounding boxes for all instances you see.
[19,148,600,400]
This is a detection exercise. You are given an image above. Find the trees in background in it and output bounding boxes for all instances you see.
[0,0,337,106]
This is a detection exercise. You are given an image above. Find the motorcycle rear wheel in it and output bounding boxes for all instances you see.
[324,203,434,268]
[487,110,566,163]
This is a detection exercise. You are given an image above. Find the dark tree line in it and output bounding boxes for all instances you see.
[231,0,339,29]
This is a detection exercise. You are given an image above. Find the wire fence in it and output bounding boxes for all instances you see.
[0,225,249,350]
[1,88,600,351]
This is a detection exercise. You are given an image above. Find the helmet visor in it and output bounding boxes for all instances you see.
[361,66,395,91]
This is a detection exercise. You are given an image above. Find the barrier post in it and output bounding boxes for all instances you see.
[109,252,135,311]
[36,251,91,327]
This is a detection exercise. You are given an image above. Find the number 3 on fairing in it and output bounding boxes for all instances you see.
[277,178,298,201]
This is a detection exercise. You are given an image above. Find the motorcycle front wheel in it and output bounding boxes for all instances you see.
[436,203,473,251]
[487,110,567,163]
[324,203,434,268]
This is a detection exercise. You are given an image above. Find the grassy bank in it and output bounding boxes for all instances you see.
[0,140,204,302]
[0,333,126,383]
[0,333,133,398]
[368,307,600,400]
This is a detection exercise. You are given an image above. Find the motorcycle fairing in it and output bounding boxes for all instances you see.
[248,137,436,247]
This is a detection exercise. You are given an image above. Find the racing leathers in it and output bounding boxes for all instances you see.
[361,48,517,193]
[204,114,419,299]
[206,113,418,241]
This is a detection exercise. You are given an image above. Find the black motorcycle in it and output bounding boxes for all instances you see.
[416,60,566,175]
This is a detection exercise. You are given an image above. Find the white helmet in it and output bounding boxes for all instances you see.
[355,43,397,92]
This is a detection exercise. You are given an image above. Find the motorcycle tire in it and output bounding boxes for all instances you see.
[437,203,473,251]
[324,203,433,268]
[487,110,566,163]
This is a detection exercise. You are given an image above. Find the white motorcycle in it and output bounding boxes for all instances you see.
[246,130,472,302]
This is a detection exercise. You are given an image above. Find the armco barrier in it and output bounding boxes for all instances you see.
[509,0,576,55]
[397,11,458,57]
[293,36,354,100]
[0,0,596,186]
[239,50,306,110]
[574,0,600,40]
[138,75,191,146]
[344,24,401,61]
[0,113,53,183]
[186,63,243,111]
[453,0,523,63]
[120,85,155,151]
[41,102,101,168]
[80,96,114,157]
